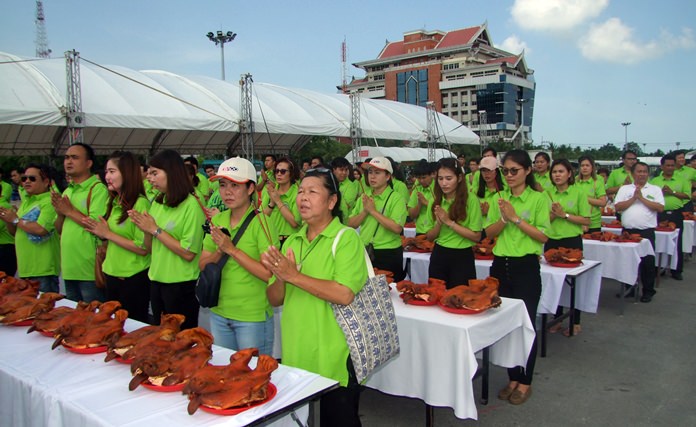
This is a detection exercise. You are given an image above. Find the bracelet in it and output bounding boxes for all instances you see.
[514,217,522,225]
[268,203,275,209]
[280,203,289,211]
[12,217,19,225]
[152,227,163,238]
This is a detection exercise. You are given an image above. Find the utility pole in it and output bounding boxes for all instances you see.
[621,122,631,151]
[35,1,51,58]
[206,30,236,80]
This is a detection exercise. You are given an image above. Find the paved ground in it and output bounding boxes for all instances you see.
[359,258,696,426]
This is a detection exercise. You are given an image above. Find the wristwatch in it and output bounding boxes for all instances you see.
[12,217,19,225]
[564,213,570,219]
[152,227,163,238]
[514,217,522,225]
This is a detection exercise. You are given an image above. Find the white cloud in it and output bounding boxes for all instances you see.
[498,35,530,55]
[511,0,608,31]
[579,18,696,64]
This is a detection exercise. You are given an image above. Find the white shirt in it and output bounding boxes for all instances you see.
[615,182,665,229]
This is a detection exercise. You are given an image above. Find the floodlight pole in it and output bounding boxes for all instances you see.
[621,122,631,151]
[206,30,237,80]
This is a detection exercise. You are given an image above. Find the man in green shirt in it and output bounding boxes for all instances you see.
[52,143,109,302]
[606,150,638,197]
[331,157,359,223]
[258,154,277,192]
[649,153,690,280]
[407,160,436,235]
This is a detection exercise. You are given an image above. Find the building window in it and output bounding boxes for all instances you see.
[443,63,459,71]
[373,74,384,81]
[397,69,429,107]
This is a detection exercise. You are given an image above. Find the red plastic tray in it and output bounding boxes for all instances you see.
[199,383,277,415]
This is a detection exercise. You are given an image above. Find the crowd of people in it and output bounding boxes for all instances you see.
[1,144,694,423]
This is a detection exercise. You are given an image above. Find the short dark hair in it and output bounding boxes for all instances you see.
[183,156,199,167]
[661,153,677,165]
[330,157,351,169]
[622,150,637,159]
[482,146,498,157]
[264,154,277,162]
[631,161,649,173]
[311,156,324,167]
[413,159,433,176]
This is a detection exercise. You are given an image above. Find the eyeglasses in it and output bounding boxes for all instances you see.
[21,176,38,182]
[500,167,524,176]
[624,157,637,161]
[274,168,289,175]
[305,167,338,193]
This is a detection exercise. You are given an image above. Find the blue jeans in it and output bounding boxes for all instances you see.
[209,311,274,355]
[64,280,105,303]
[26,275,59,293]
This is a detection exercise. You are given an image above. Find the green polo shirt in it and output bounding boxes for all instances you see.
[650,173,690,211]
[206,188,227,213]
[277,218,367,386]
[392,179,409,206]
[102,196,151,278]
[15,192,60,277]
[0,199,15,245]
[431,193,482,249]
[674,166,696,189]
[407,180,436,233]
[485,186,550,257]
[143,179,159,202]
[476,185,500,222]
[339,179,360,223]
[606,167,633,189]
[575,177,607,229]
[545,184,590,240]
[534,172,553,192]
[351,187,407,249]
[261,183,301,237]
[204,207,279,322]
[195,172,210,199]
[148,194,206,283]
[60,175,109,281]
[0,181,11,204]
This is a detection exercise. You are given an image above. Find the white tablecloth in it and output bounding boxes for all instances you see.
[365,295,535,420]
[600,228,679,269]
[0,302,337,427]
[582,239,654,285]
[403,252,603,314]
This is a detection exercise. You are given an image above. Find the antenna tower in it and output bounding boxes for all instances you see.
[341,37,348,94]
[35,1,51,58]
[478,110,488,156]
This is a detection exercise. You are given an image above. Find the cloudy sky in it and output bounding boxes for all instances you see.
[1,0,694,151]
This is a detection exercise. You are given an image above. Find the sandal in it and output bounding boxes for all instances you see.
[563,325,582,337]
[548,323,564,334]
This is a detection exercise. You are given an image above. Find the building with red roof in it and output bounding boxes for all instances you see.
[345,22,536,145]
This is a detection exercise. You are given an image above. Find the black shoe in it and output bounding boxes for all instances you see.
[671,273,683,281]
[640,295,653,303]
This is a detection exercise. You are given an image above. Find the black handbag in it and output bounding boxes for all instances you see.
[196,211,256,308]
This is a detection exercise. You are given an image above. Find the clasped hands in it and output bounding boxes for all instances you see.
[261,246,299,283]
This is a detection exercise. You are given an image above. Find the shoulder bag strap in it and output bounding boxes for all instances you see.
[218,210,258,268]
[86,181,100,217]
[333,227,375,279]
[370,190,394,243]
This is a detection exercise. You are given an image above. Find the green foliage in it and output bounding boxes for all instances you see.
[293,136,353,165]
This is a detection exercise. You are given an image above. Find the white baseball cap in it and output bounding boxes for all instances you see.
[210,157,257,184]
[479,156,498,171]
[368,157,393,174]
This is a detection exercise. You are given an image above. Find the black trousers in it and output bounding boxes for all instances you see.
[544,236,583,324]
[0,244,16,277]
[658,209,684,274]
[105,269,151,324]
[623,228,656,296]
[429,244,476,289]
[491,254,541,385]
[373,246,405,282]
[320,357,362,427]
[587,227,602,233]
[150,280,199,330]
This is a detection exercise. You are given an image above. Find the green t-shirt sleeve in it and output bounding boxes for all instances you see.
[35,200,58,232]
[179,198,206,254]
[0,182,11,203]
[261,188,270,208]
[463,194,483,231]
[88,184,109,219]
[577,189,591,217]
[388,192,408,226]
[407,187,419,209]
[533,194,551,234]
[484,194,501,228]
[333,229,368,294]
[131,197,150,248]
[595,179,607,198]
[350,195,364,218]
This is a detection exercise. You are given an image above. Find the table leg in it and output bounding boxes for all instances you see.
[405,258,412,280]
[425,404,434,427]
[480,347,489,405]
[308,399,319,427]
[567,277,576,337]
[540,314,548,358]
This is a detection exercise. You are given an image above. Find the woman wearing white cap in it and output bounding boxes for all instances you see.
[199,158,279,355]
[476,156,506,223]
[347,156,407,282]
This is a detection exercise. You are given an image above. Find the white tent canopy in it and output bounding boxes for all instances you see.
[345,146,456,164]
[0,52,479,156]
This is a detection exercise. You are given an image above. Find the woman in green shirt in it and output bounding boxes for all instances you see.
[0,164,64,292]
[485,150,549,405]
[476,156,505,226]
[129,150,206,330]
[199,157,278,355]
[407,160,436,235]
[261,157,301,247]
[426,158,482,288]
[264,168,367,426]
[576,156,607,233]
[533,152,553,192]
[83,151,152,324]
[348,157,407,282]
